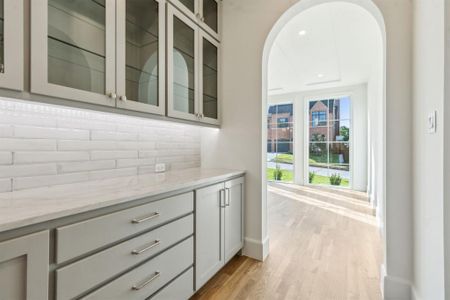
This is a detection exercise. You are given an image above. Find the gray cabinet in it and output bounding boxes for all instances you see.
[116,0,165,114]
[31,0,117,106]
[31,0,166,115]
[170,0,220,40]
[195,182,225,289]
[167,3,220,125]
[0,0,24,91]
[224,177,244,262]
[195,176,244,290]
[0,231,49,300]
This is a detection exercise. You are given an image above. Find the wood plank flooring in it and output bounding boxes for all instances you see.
[191,183,382,300]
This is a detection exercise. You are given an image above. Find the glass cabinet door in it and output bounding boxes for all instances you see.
[167,5,199,121]
[116,0,165,114]
[0,0,24,91]
[31,0,116,106]
[201,0,219,37]
[199,31,219,124]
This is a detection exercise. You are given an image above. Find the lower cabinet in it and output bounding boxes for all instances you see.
[0,175,244,299]
[195,176,244,290]
[82,238,194,300]
[0,231,49,300]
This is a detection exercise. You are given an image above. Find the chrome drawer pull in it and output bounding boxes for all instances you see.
[131,271,161,291]
[131,212,160,224]
[131,240,161,255]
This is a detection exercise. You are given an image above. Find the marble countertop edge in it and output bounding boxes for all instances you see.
[0,168,245,233]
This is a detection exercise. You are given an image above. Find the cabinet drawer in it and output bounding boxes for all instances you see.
[56,215,193,300]
[82,237,194,300]
[56,192,193,263]
[150,267,194,300]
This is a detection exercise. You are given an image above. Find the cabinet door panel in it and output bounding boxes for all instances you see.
[116,0,165,114]
[0,0,24,91]
[31,0,116,106]
[195,182,224,290]
[202,0,218,33]
[225,177,244,262]
[199,31,220,125]
[200,0,220,40]
[0,231,49,300]
[167,4,199,122]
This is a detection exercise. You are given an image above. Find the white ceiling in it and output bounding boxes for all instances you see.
[268,2,382,95]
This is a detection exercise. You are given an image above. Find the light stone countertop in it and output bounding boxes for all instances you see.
[0,168,245,233]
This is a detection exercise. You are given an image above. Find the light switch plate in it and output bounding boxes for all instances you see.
[155,163,166,173]
[427,111,437,134]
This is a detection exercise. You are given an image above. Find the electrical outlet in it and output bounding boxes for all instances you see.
[427,111,437,134]
[155,163,166,173]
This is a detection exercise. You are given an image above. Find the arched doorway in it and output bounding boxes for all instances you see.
[261,0,387,297]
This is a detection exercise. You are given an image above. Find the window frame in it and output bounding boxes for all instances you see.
[305,95,353,188]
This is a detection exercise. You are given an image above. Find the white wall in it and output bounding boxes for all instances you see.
[201,0,413,298]
[412,0,445,299]
[268,84,368,191]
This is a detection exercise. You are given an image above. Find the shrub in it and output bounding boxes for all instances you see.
[330,173,342,186]
[309,172,315,183]
[273,166,283,181]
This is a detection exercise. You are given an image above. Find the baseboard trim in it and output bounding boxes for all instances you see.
[411,287,422,300]
[381,266,412,300]
[242,236,270,261]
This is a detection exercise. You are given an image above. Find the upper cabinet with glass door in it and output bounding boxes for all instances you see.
[167,4,220,125]
[170,0,220,40]
[199,30,219,125]
[31,0,116,107]
[0,0,24,91]
[167,5,199,122]
[115,0,165,115]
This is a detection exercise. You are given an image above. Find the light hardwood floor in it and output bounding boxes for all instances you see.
[191,183,382,300]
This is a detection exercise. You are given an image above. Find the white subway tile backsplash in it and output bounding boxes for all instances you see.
[91,151,138,160]
[15,125,89,140]
[58,140,117,151]
[0,178,12,192]
[116,158,155,168]
[91,130,138,141]
[13,172,88,191]
[59,160,116,174]
[0,125,13,137]
[0,98,201,192]
[0,164,57,178]
[89,167,137,181]
[0,112,57,127]
[14,151,90,164]
[0,139,57,151]
[0,152,12,165]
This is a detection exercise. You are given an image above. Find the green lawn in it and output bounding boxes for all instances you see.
[266,168,349,187]
[271,153,293,164]
[267,168,294,182]
[310,174,349,187]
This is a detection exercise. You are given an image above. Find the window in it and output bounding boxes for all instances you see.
[311,111,327,127]
[308,97,351,187]
[267,103,294,182]
[277,117,289,127]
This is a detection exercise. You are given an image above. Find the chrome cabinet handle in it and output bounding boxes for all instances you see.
[132,271,161,291]
[131,240,161,255]
[120,95,127,102]
[219,188,226,208]
[225,187,230,206]
[108,92,117,99]
[131,212,160,224]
